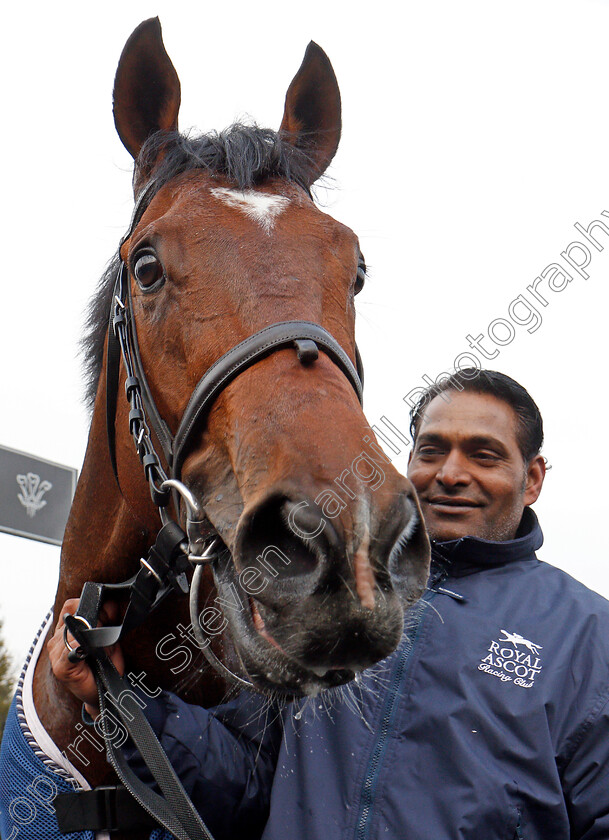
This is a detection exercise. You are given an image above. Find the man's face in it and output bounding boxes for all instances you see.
[407,391,545,542]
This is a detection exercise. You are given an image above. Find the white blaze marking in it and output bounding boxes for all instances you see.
[211,187,290,233]
[354,525,376,610]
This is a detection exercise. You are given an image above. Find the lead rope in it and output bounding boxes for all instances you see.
[63,515,219,839]
[94,657,215,840]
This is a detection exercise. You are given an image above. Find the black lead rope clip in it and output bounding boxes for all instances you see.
[139,519,191,596]
[63,521,190,664]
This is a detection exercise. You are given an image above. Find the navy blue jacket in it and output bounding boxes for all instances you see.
[127,509,609,839]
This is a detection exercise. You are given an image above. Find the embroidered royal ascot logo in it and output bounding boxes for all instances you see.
[16,472,53,518]
[478,629,543,689]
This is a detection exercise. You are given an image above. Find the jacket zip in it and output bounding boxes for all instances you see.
[353,585,440,840]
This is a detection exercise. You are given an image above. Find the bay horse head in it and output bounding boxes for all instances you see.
[74,18,430,699]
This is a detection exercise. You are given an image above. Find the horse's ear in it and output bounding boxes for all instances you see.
[279,42,341,186]
[113,18,181,160]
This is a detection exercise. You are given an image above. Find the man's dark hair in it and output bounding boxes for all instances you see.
[409,369,544,462]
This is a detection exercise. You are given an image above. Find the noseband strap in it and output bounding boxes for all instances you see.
[172,319,363,478]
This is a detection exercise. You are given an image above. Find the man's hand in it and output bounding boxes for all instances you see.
[48,598,125,719]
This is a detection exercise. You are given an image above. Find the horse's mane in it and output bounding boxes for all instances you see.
[81,123,317,409]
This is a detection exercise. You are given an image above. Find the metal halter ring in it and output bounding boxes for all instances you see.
[159,478,220,561]
[63,614,93,655]
[160,479,202,521]
[189,563,254,690]
[188,536,223,565]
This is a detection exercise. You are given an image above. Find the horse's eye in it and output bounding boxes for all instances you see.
[133,252,165,292]
[355,254,366,295]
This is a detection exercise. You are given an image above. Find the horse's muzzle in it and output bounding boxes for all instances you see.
[225,486,429,686]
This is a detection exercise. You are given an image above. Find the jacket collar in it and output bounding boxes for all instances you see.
[431,507,544,577]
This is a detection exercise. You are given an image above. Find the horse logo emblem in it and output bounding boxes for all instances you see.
[16,472,53,518]
[499,629,543,656]
[479,629,544,688]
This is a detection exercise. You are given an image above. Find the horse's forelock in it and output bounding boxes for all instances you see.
[138,124,317,193]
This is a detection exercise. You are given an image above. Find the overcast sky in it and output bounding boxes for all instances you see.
[1,0,608,664]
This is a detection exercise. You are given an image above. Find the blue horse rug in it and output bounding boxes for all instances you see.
[0,613,170,840]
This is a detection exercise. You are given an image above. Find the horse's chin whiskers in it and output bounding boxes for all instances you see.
[419,597,445,624]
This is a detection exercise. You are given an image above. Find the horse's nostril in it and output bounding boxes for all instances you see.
[386,498,431,606]
[236,495,331,601]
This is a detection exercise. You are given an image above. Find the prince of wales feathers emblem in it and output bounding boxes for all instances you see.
[16,472,53,518]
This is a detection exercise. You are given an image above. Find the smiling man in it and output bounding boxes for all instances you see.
[47,370,609,840]
[408,372,545,542]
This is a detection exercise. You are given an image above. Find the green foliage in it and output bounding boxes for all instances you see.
[0,618,15,741]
